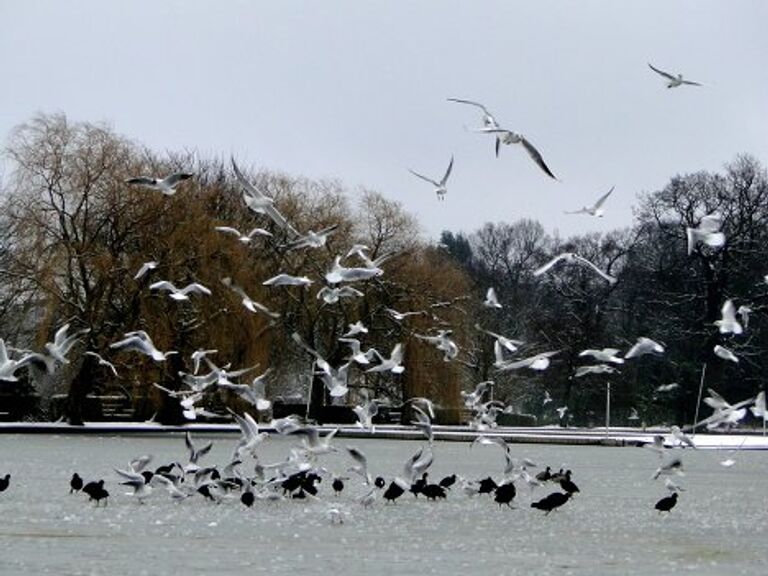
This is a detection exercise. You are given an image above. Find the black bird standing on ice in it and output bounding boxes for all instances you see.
[439,474,457,490]
[531,491,571,514]
[70,473,83,494]
[478,476,498,495]
[494,482,516,507]
[654,492,678,514]
[82,479,109,506]
[559,470,580,494]
[0,473,10,493]
[383,480,406,503]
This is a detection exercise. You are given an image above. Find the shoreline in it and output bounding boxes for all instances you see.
[1,421,766,449]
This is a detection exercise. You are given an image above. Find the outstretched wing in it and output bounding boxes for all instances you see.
[440,156,454,186]
[232,158,298,236]
[572,254,617,284]
[532,253,570,277]
[648,63,676,81]
[593,186,615,210]
[408,168,439,187]
[520,137,557,179]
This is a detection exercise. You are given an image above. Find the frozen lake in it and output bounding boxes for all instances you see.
[0,433,766,575]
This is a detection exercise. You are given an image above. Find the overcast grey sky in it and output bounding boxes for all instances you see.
[1,1,766,240]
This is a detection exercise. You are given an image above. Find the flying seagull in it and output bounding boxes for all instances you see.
[686,213,725,255]
[149,281,212,301]
[220,277,280,320]
[483,287,502,309]
[231,158,299,235]
[125,172,194,195]
[447,97,504,156]
[648,63,702,88]
[408,156,454,201]
[565,186,614,217]
[533,253,617,284]
[473,126,556,179]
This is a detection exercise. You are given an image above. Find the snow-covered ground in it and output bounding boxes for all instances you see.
[0,433,766,575]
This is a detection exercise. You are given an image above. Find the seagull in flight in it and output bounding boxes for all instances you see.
[624,337,665,359]
[714,344,739,363]
[483,287,502,309]
[447,97,504,156]
[263,274,313,287]
[342,321,369,337]
[366,344,405,374]
[215,226,273,243]
[231,158,299,235]
[475,127,557,179]
[220,277,280,320]
[496,350,560,372]
[149,281,212,301]
[686,213,725,255]
[533,253,617,284]
[408,156,454,201]
[84,351,119,377]
[648,63,703,88]
[565,186,614,217]
[715,300,743,335]
[125,172,194,195]
[579,348,624,364]
[133,261,158,280]
[284,225,339,250]
[110,331,177,362]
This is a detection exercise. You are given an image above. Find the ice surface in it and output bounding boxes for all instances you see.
[0,433,766,575]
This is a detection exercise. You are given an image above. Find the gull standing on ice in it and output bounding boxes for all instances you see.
[408,156,454,201]
[648,63,703,88]
[125,172,194,195]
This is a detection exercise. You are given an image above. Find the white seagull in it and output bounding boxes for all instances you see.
[263,274,313,287]
[220,277,280,320]
[483,287,502,309]
[496,350,559,372]
[231,158,299,235]
[44,324,90,365]
[447,97,504,156]
[578,348,624,364]
[110,331,177,362]
[648,63,703,88]
[342,321,369,337]
[408,156,454,201]
[149,281,212,301]
[366,344,405,374]
[133,261,158,280]
[624,337,665,359]
[715,300,743,335]
[686,213,725,255]
[316,286,364,305]
[325,256,384,284]
[565,186,614,217]
[215,226,273,243]
[284,225,339,250]
[474,127,557,179]
[125,172,194,195]
[84,351,119,377]
[713,344,738,363]
[533,252,617,284]
[574,364,620,378]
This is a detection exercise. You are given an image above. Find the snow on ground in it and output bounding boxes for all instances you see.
[0,434,766,575]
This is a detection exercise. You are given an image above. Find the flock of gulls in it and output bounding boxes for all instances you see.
[0,61,764,522]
